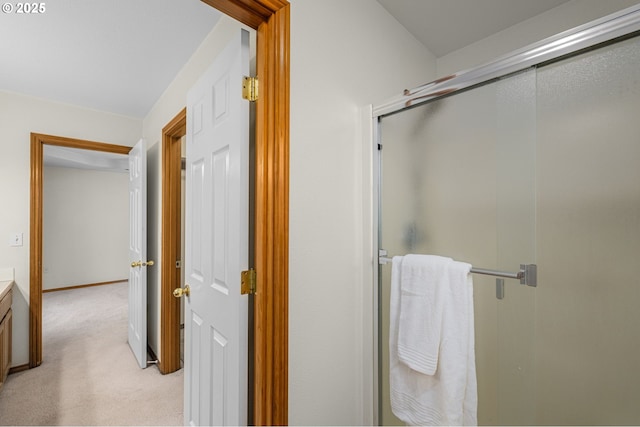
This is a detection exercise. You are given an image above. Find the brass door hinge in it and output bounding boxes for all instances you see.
[242,76,258,102]
[241,268,256,295]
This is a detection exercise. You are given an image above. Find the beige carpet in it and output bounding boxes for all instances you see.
[0,282,183,426]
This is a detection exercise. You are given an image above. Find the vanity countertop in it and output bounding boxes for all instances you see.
[0,281,13,300]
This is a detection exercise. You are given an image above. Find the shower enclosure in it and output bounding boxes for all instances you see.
[374,6,640,425]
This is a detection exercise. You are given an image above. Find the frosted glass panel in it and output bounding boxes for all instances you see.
[380,82,506,426]
[534,36,640,425]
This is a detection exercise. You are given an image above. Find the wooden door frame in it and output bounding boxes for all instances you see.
[29,133,133,367]
[198,1,290,425]
[159,108,185,375]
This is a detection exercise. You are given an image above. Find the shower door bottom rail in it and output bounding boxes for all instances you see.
[378,250,537,287]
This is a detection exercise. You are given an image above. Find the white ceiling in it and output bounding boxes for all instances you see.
[0,0,221,119]
[44,145,129,173]
[377,0,571,57]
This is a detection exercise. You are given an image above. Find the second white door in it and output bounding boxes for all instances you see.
[128,138,148,369]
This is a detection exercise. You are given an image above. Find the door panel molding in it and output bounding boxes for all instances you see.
[29,133,132,368]
[200,1,290,424]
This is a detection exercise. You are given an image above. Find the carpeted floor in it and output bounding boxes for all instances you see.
[0,282,183,426]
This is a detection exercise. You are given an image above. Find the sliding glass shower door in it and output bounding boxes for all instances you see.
[378,34,640,425]
[532,35,640,425]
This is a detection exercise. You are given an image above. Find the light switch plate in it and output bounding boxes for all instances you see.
[10,232,23,247]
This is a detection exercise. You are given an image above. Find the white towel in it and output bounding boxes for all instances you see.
[390,255,477,426]
[397,255,450,375]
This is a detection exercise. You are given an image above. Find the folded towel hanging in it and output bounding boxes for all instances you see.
[389,255,477,426]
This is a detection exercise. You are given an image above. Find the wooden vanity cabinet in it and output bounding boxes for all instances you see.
[0,284,12,391]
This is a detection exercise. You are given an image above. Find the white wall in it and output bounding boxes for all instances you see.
[288,1,436,424]
[43,166,129,290]
[437,0,640,77]
[0,90,141,366]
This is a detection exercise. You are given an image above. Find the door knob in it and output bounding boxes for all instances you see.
[173,285,190,298]
[131,260,155,268]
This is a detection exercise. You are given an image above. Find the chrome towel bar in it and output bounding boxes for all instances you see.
[378,250,537,287]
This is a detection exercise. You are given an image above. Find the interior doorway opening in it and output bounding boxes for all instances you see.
[29,133,133,367]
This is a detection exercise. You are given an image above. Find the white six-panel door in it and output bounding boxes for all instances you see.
[184,29,250,426]
[128,138,148,369]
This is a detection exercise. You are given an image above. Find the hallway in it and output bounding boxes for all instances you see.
[0,282,183,425]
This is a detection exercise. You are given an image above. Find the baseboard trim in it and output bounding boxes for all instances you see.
[42,279,127,293]
[9,363,30,374]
